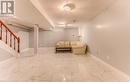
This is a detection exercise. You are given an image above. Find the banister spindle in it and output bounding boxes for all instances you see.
[10,33,12,47]
[6,29,7,44]
[14,37,15,50]
[0,23,2,40]
[17,37,20,53]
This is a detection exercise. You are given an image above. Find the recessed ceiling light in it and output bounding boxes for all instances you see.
[96,25,103,29]
[59,22,66,25]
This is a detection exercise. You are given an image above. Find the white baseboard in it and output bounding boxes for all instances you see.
[21,48,31,53]
[89,54,130,80]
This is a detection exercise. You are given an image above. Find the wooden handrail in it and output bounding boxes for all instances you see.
[0,20,20,53]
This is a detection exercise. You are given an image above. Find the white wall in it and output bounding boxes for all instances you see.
[0,42,12,62]
[18,31,29,51]
[81,0,130,75]
[29,28,79,47]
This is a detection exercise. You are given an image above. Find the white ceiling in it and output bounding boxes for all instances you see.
[36,0,115,28]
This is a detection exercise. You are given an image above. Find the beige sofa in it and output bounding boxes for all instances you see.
[55,41,87,55]
[55,41,71,52]
[71,41,87,55]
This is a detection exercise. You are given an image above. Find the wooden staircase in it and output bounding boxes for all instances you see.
[0,20,20,53]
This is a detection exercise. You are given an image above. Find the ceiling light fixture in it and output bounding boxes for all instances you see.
[60,0,75,11]
[63,3,75,11]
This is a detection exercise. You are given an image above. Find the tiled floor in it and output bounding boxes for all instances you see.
[0,47,130,82]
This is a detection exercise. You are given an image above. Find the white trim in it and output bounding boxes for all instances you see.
[20,48,30,53]
[89,54,130,80]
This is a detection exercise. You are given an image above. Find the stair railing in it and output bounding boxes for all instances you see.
[0,20,20,53]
